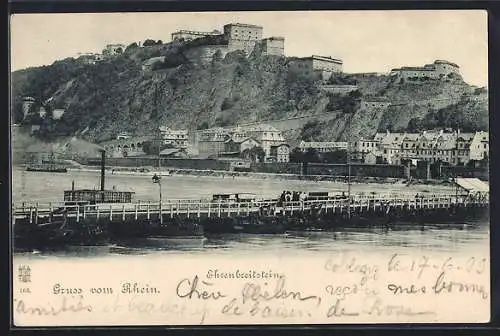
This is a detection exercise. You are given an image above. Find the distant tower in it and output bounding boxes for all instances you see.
[22,97,36,120]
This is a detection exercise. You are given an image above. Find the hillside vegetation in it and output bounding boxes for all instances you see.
[11,42,488,146]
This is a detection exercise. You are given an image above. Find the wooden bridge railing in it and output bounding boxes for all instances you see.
[12,192,488,224]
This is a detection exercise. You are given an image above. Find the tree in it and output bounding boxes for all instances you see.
[143,39,157,47]
[322,149,347,163]
[156,40,163,45]
[348,89,362,100]
[303,148,321,163]
[289,147,304,163]
[125,42,139,52]
[241,146,266,162]
[197,121,209,130]
[142,140,163,155]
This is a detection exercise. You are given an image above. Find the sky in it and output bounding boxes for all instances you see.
[10,10,488,86]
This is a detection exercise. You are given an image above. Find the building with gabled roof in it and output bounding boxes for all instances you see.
[390,60,461,79]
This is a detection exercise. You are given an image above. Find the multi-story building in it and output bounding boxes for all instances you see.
[298,141,348,153]
[237,124,286,159]
[223,23,263,55]
[270,144,290,163]
[374,130,489,166]
[373,132,405,164]
[469,131,489,162]
[171,29,221,42]
[390,60,461,80]
[22,96,36,120]
[102,44,125,56]
[159,126,188,149]
[101,136,151,158]
[455,133,475,165]
[349,139,379,162]
[197,127,228,158]
[196,124,288,161]
[259,37,285,56]
[180,22,285,64]
[77,52,105,65]
[223,137,261,154]
[289,55,343,80]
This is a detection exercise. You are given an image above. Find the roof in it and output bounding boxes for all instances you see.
[99,135,153,146]
[434,60,459,68]
[435,134,457,149]
[173,30,220,35]
[240,124,281,132]
[398,66,435,72]
[271,143,290,148]
[224,23,263,29]
[402,134,420,141]
[262,36,285,41]
[456,133,476,141]
[159,148,184,156]
[455,178,489,193]
[225,137,259,144]
[374,132,405,145]
[299,55,343,64]
[299,141,348,148]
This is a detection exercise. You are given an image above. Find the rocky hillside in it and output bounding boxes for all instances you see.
[11,41,488,145]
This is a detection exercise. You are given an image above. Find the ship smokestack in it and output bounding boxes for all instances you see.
[100,150,105,192]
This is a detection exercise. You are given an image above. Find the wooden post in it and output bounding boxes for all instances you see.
[197,203,201,218]
[208,202,211,217]
[76,204,80,223]
[147,202,150,220]
[218,201,221,218]
[97,205,100,219]
[135,204,138,220]
[109,205,113,221]
[29,207,33,224]
[122,205,125,221]
[83,204,86,219]
[237,202,241,215]
[170,203,173,218]
[187,202,190,219]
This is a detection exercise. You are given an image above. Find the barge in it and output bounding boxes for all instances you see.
[14,150,204,250]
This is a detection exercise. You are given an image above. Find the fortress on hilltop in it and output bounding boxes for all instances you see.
[390,60,461,79]
[172,22,286,63]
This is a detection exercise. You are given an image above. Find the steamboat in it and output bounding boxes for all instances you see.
[14,150,204,251]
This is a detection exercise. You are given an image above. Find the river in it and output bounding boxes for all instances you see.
[11,168,489,258]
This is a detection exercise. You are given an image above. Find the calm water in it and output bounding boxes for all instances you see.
[12,168,489,258]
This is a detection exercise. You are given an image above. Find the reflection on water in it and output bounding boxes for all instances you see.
[14,221,489,259]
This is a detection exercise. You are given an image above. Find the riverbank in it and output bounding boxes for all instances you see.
[66,165,454,187]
